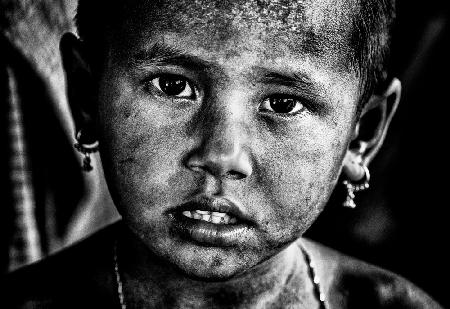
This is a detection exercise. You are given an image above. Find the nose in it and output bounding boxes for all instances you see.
[184,105,253,180]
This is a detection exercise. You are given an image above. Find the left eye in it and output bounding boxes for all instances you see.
[150,75,195,98]
[259,96,304,115]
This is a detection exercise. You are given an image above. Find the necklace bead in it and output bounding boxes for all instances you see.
[300,244,327,308]
[114,241,127,309]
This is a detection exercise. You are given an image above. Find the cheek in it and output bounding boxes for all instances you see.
[253,118,350,234]
[97,78,197,214]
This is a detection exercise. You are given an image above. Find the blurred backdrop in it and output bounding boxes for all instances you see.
[1,0,449,307]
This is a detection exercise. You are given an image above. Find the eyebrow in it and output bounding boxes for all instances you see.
[128,41,330,113]
[257,71,315,90]
[255,69,330,115]
[255,69,326,100]
[131,43,317,86]
[129,42,213,71]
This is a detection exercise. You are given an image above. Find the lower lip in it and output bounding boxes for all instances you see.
[170,213,252,247]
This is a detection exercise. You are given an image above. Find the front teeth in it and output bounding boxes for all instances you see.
[182,210,237,224]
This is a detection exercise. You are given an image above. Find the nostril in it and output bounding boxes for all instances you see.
[225,171,246,180]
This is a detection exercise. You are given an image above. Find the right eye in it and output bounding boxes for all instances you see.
[150,75,195,99]
[259,95,305,116]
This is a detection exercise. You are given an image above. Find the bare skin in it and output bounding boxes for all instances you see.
[2,223,442,308]
[1,0,443,308]
[96,0,359,284]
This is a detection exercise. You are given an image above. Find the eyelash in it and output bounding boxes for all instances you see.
[259,95,307,117]
[143,74,197,99]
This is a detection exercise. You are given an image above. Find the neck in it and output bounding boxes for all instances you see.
[116,228,318,308]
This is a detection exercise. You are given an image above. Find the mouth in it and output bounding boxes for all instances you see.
[181,210,238,224]
[169,196,254,247]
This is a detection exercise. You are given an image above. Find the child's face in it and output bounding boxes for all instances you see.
[97,0,360,279]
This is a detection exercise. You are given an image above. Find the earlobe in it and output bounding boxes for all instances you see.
[342,142,367,181]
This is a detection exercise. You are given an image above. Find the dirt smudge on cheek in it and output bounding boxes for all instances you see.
[255,117,350,237]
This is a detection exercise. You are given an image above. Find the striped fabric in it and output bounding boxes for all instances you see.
[6,66,42,271]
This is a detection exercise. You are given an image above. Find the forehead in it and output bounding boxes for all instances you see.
[114,0,357,70]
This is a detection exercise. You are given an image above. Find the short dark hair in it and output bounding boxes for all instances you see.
[350,0,396,105]
[75,0,396,106]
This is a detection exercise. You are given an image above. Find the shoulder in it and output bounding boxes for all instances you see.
[299,238,443,309]
[0,222,121,309]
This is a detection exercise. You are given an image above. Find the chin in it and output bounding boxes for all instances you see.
[177,263,252,283]
[166,245,260,282]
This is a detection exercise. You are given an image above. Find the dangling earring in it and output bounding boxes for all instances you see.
[74,129,99,172]
[342,165,370,208]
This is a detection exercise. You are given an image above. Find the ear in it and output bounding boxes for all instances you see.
[342,78,401,181]
[60,32,97,144]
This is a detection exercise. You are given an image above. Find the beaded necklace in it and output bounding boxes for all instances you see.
[113,241,327,309]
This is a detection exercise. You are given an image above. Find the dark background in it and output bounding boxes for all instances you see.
[308,1,450,307]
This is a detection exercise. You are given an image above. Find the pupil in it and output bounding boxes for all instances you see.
[270,97,296,113]
[160,77,186,96]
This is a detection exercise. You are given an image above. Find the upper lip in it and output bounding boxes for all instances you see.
[170,195,253,224]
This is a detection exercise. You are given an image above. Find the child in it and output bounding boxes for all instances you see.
[3,0,443,308]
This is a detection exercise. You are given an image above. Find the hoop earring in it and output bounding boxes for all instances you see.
[74,130,99,172]
[342,165,370,208]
